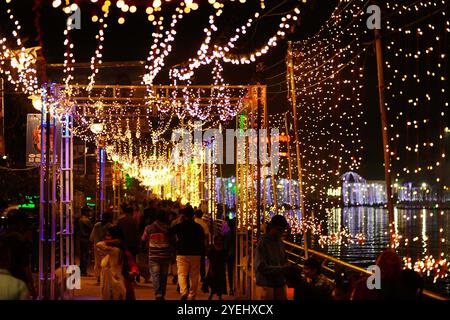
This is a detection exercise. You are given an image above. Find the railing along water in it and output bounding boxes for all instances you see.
[211,219,450,301]
[283,240,449,301]
[210,219,448,300]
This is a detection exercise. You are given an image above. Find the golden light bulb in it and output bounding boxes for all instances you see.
[52,0,62,8]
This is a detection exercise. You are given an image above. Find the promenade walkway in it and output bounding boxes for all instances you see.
[74,275,234,300]
[74,276,295,300]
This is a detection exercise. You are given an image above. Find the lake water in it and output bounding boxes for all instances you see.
[309,206,450,297]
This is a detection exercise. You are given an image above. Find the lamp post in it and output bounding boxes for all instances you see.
[373,28,395,246]
[90,123,105,221]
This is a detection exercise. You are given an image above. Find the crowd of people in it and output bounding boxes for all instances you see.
[75,198,236,300]
[0,203,427,301]
[0,209,36,300]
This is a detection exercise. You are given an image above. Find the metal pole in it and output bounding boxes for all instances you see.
[97,140,105,221]
[256,87,261,238]
[0,78,4,156]
[219,163,226,218]
[38,88,47,299]
[288,42,308,258]
[50,104,57,300]
[234,114,238,295]
[59,115,64,298]
[40,84,54,299]
[69,113,74,299]
[263,86,279,216]
[59,112,74,299]
[84,140,86,175]
[374,28,395,243]
[284,112,295,208]
[211,143,217,220]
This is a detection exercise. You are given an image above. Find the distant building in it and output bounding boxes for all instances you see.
[341,172,386,206]
[216,172,449,208]
[340,172,449,206]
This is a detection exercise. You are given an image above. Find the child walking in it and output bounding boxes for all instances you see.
[205,235,227,300]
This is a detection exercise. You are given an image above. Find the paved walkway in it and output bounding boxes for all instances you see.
[74,275,234,300]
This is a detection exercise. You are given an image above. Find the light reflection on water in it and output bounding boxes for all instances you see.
[312,206,450,296]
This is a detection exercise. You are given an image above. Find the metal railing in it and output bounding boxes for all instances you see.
[283,240,449,301]
[211,218,449,300]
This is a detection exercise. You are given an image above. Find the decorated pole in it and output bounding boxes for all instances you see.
[39,83,57,299]
[256,87,261,238]
[0,78,4,156]
[264,85,279,216]
[374,28,395,244]
[288,42,308,258]
[97,139,105,221]
[284,112,295,208]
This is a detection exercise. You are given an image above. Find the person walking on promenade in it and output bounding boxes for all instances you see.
[96,226,138,300]
[169,205,205,300]
[117,203,140,282]
[255,215,290,300]
[194,209,210,292]
[90,211,113,283]
[142,209,173,300]
[205,235,227,300]
[169,205,183,286]
[78,207,93,276]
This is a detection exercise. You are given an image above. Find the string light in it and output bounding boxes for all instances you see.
[0,0,39,95]
[62,1,76,93]
[384,0,448,184]
[86,1,111,92]
[143,4,188,86]
[170,5,301,82]
[288,0,368,230]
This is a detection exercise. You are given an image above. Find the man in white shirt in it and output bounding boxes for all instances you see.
[0,236,30,300]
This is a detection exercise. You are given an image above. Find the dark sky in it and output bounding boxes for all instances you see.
[1,0,388,180]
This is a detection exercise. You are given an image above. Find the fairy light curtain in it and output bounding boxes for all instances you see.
[289,0,368,223]
[288,0,449,283]
[383,0,449,283]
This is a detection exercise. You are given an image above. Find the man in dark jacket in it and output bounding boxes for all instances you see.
[255,215,290,300]
[169,205,205,300]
